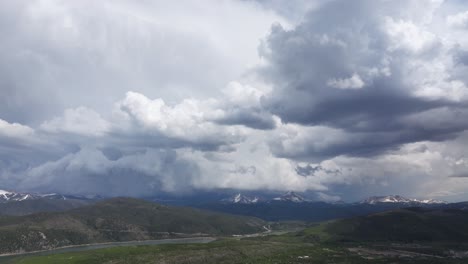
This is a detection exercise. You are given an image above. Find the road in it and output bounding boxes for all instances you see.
[1,237,216,263]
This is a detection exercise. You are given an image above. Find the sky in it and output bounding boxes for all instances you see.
[2,0,468,202]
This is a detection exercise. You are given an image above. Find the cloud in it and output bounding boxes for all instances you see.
[447,10,468,28]
[259,0,468,160]
[0,118,34,139]
[114,91,246,150]
[0,0,285,124]
[2,0,468,201]
[211,82,277,130]
[295,163,341,177]
[19,146,199,196]
[384,17,438,53]
[40,107,110,136]
[0,119,45,154]
[315,192,341,202]
[245,0,326,24]
[327,73,365,90]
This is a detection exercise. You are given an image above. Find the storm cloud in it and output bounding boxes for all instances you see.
[1,0,468,201]
[260,0,468,159]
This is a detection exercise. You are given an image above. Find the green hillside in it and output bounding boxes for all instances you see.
[0,197,265,254]
[0,198,90,216]
[317,208,468,243]
[6,207,468,263]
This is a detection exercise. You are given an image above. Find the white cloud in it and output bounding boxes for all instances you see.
[447,10,468,28]
[327,73,365,90]
[384,17,437,53]
[0,119,34,139]
[222,81,267,106]
[40,107,110,136]
[114,91,246,147]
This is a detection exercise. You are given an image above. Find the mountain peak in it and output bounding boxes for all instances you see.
[0,189,40,203]
[273,191,306,203]
[224,193,260,204]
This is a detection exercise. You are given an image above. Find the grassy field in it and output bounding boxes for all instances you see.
[7,232,468,263]
[2,239,376,264]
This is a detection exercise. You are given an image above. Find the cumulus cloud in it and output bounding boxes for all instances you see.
[383,17,438,53]
[0,119,34,139]
[114,91,247,150]
[211,82,277,130]
[2,0,468,201]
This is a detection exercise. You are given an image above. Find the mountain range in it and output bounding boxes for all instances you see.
[360,195,447,205]
[0,189,101,216]
[0,189,101,203]
[1,190,468,261]
[0,189,449,206]
[221,192,446,205]
[197,193,454,221]
[0,188,458,222]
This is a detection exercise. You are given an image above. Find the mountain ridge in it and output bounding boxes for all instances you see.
[360,195,447,205]
[0,189,102,203]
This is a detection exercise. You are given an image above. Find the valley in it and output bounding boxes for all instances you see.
[1,194,468,263]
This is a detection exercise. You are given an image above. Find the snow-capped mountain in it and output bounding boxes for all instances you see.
[0,190,41,203]
[420,199,448,204]
[223,193,260,204]
[0,189,101,203]
[273,191,306,203]
[360,195,447,205]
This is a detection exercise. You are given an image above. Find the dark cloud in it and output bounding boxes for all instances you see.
[229,165,257,175]
[214,107,276,130]
[18,147,200,196]
[295,164,341,177]
[1,0,468,201]
[260,0,468,160]
[454,49,468,66]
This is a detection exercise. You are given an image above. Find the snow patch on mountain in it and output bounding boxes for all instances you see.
[0,189,100,203]
[361,195,447,205]
[224,193,260,204]
[273,191,306,203]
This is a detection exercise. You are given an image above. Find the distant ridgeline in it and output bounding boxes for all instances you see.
[196,194,456,222]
